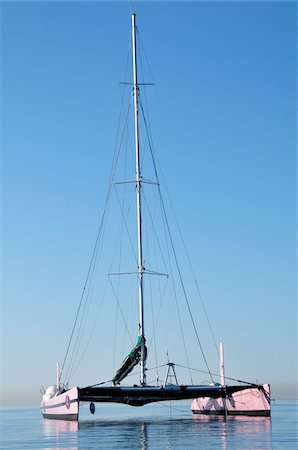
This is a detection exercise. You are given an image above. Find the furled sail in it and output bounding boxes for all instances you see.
[112,336,147,385]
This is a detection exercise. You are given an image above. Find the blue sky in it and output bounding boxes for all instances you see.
[1,1,297,406]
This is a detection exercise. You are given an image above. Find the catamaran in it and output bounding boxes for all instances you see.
[41,13,270,421]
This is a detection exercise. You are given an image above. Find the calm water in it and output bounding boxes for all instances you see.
[1,401,297,449]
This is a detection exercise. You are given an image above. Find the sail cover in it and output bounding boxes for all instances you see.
[113,336,147,385]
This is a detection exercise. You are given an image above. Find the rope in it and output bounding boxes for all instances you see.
[139,101,214,383]
[156,188,194,385]
[61,75,133,385]
[67,278,110,382]
[161,183,219,357]
[114,186,138,265]
[138,104,186,379]
[108,275,134,346]
[174,364,263,386]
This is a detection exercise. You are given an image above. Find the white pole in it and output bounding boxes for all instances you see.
[219,342,228,417]
[132,13,146,386]
[56,361,60,392]
[220,342,225,385]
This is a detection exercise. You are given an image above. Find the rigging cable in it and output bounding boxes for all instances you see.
[161,182,219,357]
[140,86,219,358]
[87,360,260,389]
[67,278,110,381]
[139,100,214,383]
[174,364,264,387]
[60,80,134,385]
[143,184,194,384]
[136,30,218,362]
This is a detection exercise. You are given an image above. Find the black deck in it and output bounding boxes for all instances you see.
[79,384,257,406]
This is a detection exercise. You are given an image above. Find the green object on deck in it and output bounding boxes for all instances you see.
[112,336,147,385]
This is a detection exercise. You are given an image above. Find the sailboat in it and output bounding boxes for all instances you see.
[41,13,270,421]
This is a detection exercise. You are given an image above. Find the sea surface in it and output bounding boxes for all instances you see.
[1,400,297,449]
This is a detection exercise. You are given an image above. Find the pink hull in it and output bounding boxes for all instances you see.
[41,387,79,420]
[191,384,271,417]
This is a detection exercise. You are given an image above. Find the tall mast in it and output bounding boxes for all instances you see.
[132,13,146,386]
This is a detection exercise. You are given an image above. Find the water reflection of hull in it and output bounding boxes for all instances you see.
[41,408,273,449]
[43,418,79,433]
[42,417,78,450]
[191,384,271,417]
